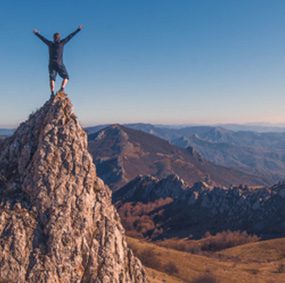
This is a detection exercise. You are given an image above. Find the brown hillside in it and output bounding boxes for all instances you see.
[128,237,285,283]
[88,124,267,190]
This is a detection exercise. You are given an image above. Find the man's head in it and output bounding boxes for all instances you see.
[53,32,61,42]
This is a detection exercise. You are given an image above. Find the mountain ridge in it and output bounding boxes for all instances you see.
[116,123,285,183]
[88,124,268,190]
[114,174,285,239]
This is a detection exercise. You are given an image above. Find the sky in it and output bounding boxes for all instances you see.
[1,0,285,127]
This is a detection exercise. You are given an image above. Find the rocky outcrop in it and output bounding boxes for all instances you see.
[0,93,147,283]
[113,174,188,203]
[114,174,285,239]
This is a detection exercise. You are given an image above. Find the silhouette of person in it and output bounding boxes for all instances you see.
[33,25,83,96]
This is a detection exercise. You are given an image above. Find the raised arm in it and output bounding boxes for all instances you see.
[61,25,83,44]
[33,29,52,45]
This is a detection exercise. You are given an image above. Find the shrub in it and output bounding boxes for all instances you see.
[158,230,259,256]
[190,273,218,283]
[163,262,179,275]
[276,263,285,273]
[157,240,202,255]
[246,269,259,275]
[136,249,162,270]
[201,230,259,252]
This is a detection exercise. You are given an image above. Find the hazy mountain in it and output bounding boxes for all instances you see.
[85,124,109,135]
[86,122,285,184]
[0,94,146,283]
[118,124,285,183]
[219,123,285,133]
[88,124,267,191]
[114,175,285,240]
[0,128,14,136]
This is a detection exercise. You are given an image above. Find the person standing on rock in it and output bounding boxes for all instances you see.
[33,25,83,96]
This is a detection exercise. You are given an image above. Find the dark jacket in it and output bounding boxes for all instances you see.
[35,28,81,65]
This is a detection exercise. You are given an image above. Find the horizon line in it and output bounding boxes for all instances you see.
[2,121,285,129]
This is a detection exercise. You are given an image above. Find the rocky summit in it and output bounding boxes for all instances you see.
[0,93,147,283]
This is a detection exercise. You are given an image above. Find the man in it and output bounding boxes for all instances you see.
[33,25,83,96]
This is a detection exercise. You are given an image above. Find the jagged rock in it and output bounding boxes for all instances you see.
[0,93,147,283]
[114,174,285,239]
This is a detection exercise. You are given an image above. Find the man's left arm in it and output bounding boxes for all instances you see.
[61,25,84,44]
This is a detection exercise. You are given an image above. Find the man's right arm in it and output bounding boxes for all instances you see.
[33,29,51,45]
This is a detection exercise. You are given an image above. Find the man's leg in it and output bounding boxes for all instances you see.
[50,80,55,95]
[60,78,69,92]
[58,64,69,93]
[49,64,57,96]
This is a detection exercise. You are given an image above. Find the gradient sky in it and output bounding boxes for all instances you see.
[1,0,285,127]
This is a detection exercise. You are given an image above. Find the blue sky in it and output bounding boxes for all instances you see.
[1,0,285,127]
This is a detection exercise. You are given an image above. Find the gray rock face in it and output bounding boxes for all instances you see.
[114,174,285,239]
[0,93,147,283]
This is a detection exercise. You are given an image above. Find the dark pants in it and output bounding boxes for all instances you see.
[49,63,69,81]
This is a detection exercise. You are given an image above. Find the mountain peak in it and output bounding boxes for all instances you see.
[0,94,147,282]
[110,123,124,129]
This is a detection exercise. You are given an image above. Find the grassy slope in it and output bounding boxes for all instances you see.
[146,268,184,283]
[127,237,285,283]
[219,237,285,262]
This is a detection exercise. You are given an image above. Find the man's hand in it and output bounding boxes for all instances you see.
[33,29,39,34]
[79,24,84,30]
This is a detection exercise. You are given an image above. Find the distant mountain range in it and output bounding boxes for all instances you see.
[86,123,285,134]
[86,123,285,184]
[4,123,285,184]
[3,122,285,137]
[86,124,285,240]
[0,129,14,137]
[118,124,285,184]
[88,125,266,191]
[217,123,285,133]
[114,174,285,240]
